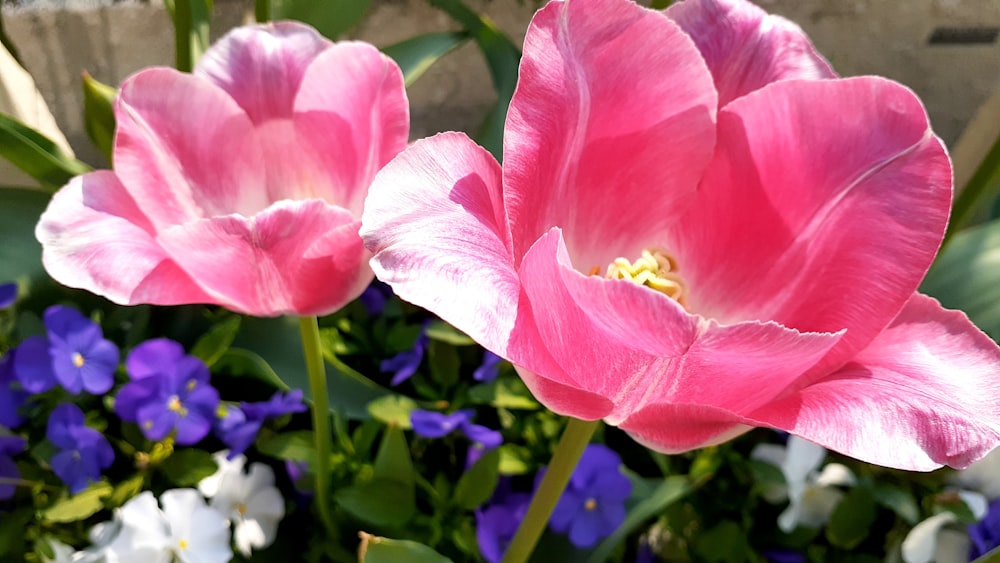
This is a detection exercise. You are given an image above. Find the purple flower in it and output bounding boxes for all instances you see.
[763,549,808,563]
[0,282,17,309]
[360,281,393,316]
[970,498,1000,559]
[47,403,114,494]
[476,491,531,563]
[549,444,632,548]
[410,408,502,448]
[473,351,503,382]
[115,338,219,445]
[381,328,429,386]
[14,306,119,395]
[0,353,28,428]
[214,390,306,458]
[0,434,25,500]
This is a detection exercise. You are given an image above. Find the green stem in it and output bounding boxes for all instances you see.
[173,0,193,72]
[298,315,335,534]
[501,418,600,563]
[255,0,271,22]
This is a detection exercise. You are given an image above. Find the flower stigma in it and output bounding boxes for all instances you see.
[71,352,85,368]
[584,498,598,511]
[599,248,687,305]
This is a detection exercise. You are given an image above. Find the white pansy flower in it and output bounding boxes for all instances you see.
[901,491,988,563]
[199,451,286,556]
[105,489,232,563]
[752,435,856,532]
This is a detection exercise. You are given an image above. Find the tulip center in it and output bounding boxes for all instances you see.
[598,248,687,305]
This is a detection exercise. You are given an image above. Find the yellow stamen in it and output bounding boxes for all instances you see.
[186,379,197,392]
[178,538,188,550]
[237,502,248,517]
[167,395,189,417]
[601,248,688,305]
[71,352,85,368]
[584,498,598,511]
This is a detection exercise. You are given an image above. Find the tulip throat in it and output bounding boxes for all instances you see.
[598,248,687,305]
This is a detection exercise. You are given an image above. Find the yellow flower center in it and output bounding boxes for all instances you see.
[178,538,188,550]
[71,352,85,368]
[584,498,598,511]
[186,379,197,392]
[237,502,248,517]
[599,248,687,305]
[167,395,188,417]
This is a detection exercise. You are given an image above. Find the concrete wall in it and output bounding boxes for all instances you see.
[3,0,999,167]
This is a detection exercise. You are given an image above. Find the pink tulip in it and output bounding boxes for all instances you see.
[37,22,408,317]
[361,0,1000,470]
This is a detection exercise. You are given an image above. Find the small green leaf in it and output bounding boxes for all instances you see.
[256,430,317,462]
[40,481,113,523]
[383,32,469,88]
[0,508,32,555]
[0,113,90,190]
[373,426,415,484]
[81,71,116,163]
[468,376,540,410]
[273,0,371,39]
[160,448,219,487]
[452,447,500,510]
[336,427,416,526]
[367,395,417,429]
[692,521,751,563]
[428,340,460,387]
[423,319,477,346]
[826,487,877,549]
[872,483,920,525]
[498,444,532,475]
[0,187,50,282]
[191,315,242,367]
[359,533,454,563]
[107,473,145,508]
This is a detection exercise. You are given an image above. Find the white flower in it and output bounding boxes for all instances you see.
[199,451,286,556]
[42,518,121,562]
[751,436,856,532]
[900,491,988,563]
[105,489,232,563]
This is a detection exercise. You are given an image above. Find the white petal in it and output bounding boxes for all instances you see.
[950,446,1000,500]
[784,436,826,483]
[901,512,958,563]
[198,451,246,498]
[934,528,973,563]
[814,463,856,487]
[796,486,844,528]
[959,490,989,520]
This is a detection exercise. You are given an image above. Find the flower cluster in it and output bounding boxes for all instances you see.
[46,403,114,493]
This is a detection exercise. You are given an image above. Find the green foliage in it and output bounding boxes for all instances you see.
[337,427,417,527]
[692,521,751,563]
[273,0,371,39]
[40,482,113,523]
[160,449,218,487]
[367,395,418,429]
[469,375,540,410]
[825,487,877,549]
[0,114,90,191]
[452,447,499,510]
[190,315,241,367]
[0,187,50,282]
[359,533,454,563]
[163,0,213,71]
[382,32,470,88]
[80,72,116,164]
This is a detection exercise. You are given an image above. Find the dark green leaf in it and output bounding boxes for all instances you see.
[382,32,469,87]
[872,483,920,525]
[921,218,1000,339]
[40,481,112,523]
[273,0,371,39]
[826,487,877,549]
[428,340,460,387]
[160,449,218,487]
[81,72,116,164]
[0,113,90,190]
[452,447,499,510]
[0,508,31,555]
[164,0,212,72]
[0,187,50,282]
[191,315,242,367]
[423,319,476,346]
[359,533,453,563]
[336,427,416,526]
[692,521,751,563]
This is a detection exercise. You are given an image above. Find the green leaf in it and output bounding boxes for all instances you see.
[426,0,520,160]
[164,0,212,71]
[367,395,418,429]
[160,448,219,487]
[452,447,500,510]
[191,315,242,367]
[468,375,540,410]
[107,473,145,508]
[0,113,90,190]
[692,521,751,563]
[256,429,318,462]
[826,487,877,549]
[336,427,416,526]
[872,483,920,525]
[0,508,31,556]
[498,443,532,475]
[382,32,469,88]
[921,218,1000,339]
[587,475,694,563]
[273,0,371,39]
[423,319,476,346]
[428,340,460,387]
[81,71,116,164]
[0,187,50,282]
[40,481,113,523]
[359,533,454,563]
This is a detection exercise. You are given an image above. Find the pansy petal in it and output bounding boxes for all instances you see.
[37,173,216,307]
[126,338,186,380]
[503,0,716,268]
[752,294,1000,470]
[157,199,370,316]
[294,42,409,214]
[676,77,951,372]
[13,335,57,393]
[361,132,520,354]
[115,67,269,224]
[195,22,330,124]
[666,0,836,108]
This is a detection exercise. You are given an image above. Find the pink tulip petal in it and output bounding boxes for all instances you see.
[36,172,214,306]
[619,403,754,453]
[157,200,369,316]
[676,77,951,373]
[751,294,1000,470]
[503,0,717,269]
[294,42,409,215]
[194,22,330,124]
[514,366,615,421]
[667,0,836,108]
[115,68,268,225]
[362,132,521,352]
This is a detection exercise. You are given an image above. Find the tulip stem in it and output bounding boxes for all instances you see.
[501,417,600,563]
[298,315,335,535]
[255,0,270,22]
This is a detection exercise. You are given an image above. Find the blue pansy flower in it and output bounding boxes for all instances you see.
[0,353,28,428]
[549,444,632,548]
[473,351,503,382]
[410,408,502,448]
[0,282,17,309]
[381,327,429,386]
[115,338,219,445]
[970,498,1000,559]
[476,482,531,563]
[47,403,114,493]
[359,281,393,316]
[0,433,26,500]
[214,390,306,458]
[14,305,119,395]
